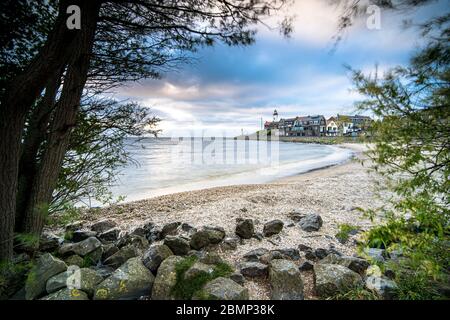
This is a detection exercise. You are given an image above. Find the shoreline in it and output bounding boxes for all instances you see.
[61,143,383,299]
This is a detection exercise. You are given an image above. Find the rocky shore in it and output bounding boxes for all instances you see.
[6,143,400,300]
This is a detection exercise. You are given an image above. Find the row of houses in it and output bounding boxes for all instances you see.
[264,110,372,137]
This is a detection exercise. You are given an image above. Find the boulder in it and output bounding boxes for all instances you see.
[181,223,196,233]
[104,245,139,269]
[116,234,149,252]
[98,228,120,242]
[72,230,97,243]
[193,277,249,300]
[65,255,84,267]
[314,264,363,298]
[221,237,239,250]
[319,254,370,275]
[235,219,254,239]
[41,288,89,300]
[91,219,117,233]
[365,276,398,299]
[161,222,181,238]
[151,256,184,300]
[59,237,102,257]
[184,262,214,281]
[299,261,314,271]
[198,252,224,265]
[38,234,62,252]
[164,236,190,256]
[229,272,245,285]
[189,230,211,250]
[304,250,318,261]
[46,269,74,294]
[263,220,284,237]
[269,259,304,300]
[25,253,67,300]
[260,251,285,265]
[314,248,329,260]
[142,244,173,273]
[203,226,226,244]
[94,257,154,300]
[274,248,301,261]
[67,268,103,297]
[299,214,323,232]
[101,243,119,261]
[239,262,268,278]
[242,248,269,262]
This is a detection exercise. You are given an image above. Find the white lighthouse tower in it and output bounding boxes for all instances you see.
[273,109,279,122]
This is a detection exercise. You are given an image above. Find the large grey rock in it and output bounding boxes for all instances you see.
[25,253,67,300]
[98,228,120,242]
[242,248,269,262]
[59,237,102,257]
[263,220,284,237]
[65,255,84,267]
[190,226,226,250]
[116,234,149,252]
[235,219,254,239]
[46,270,74,294]
[101,243,119,261]
[161,222,181,238]
[38,234,62,252]
[41,288,88,300]
[239,262,268,278]
[319,254,370,275]
[142,244,173,273]
[104,245,139,269]
[276,248,301,261]
[269,259,304,300]
[164,236,190,256]
[299,214,323,232]
[94,257,154,300]
[314,264,363,297]
[68,268,104,297]
[72,230,97,243]
[193,277,249,300]
[365,276,398,299]
[151,256,184,300]
[221,237,239,250]
[91,219,117,233]
[184,262,214,281]
[229,272,245,285]
[65,221,83,233]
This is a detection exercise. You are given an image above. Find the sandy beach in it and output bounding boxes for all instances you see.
[67,143,386,299]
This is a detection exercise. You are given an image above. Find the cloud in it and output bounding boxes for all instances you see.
[113,0,447,137]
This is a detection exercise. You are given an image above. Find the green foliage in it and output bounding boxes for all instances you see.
[0,260,33,299]
[350,13,450,300]
[328,285,380,300]
[335,223,360,243]
[46,204,83,228]
[14,233,40,250]
[171,256,234,300]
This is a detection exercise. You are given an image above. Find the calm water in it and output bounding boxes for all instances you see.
[102,137,353,204]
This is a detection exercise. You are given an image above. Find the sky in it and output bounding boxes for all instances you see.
[114,0,448,137]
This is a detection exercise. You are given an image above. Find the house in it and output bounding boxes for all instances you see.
[326,117,339,136]
[337,114,372,136]
[279,115,326,137]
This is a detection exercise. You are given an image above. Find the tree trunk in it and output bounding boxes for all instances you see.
[0,0,100,261]
[15,71,63,233]
[21,1,101,235]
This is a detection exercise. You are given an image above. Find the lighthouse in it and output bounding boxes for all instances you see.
[273,109,279,122]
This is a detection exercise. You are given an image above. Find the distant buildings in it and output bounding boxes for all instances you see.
[264,110,372,137]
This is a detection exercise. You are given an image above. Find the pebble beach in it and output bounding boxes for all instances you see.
[69,143,387,299]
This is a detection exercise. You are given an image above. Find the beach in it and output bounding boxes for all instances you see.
[72,143,386,299]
